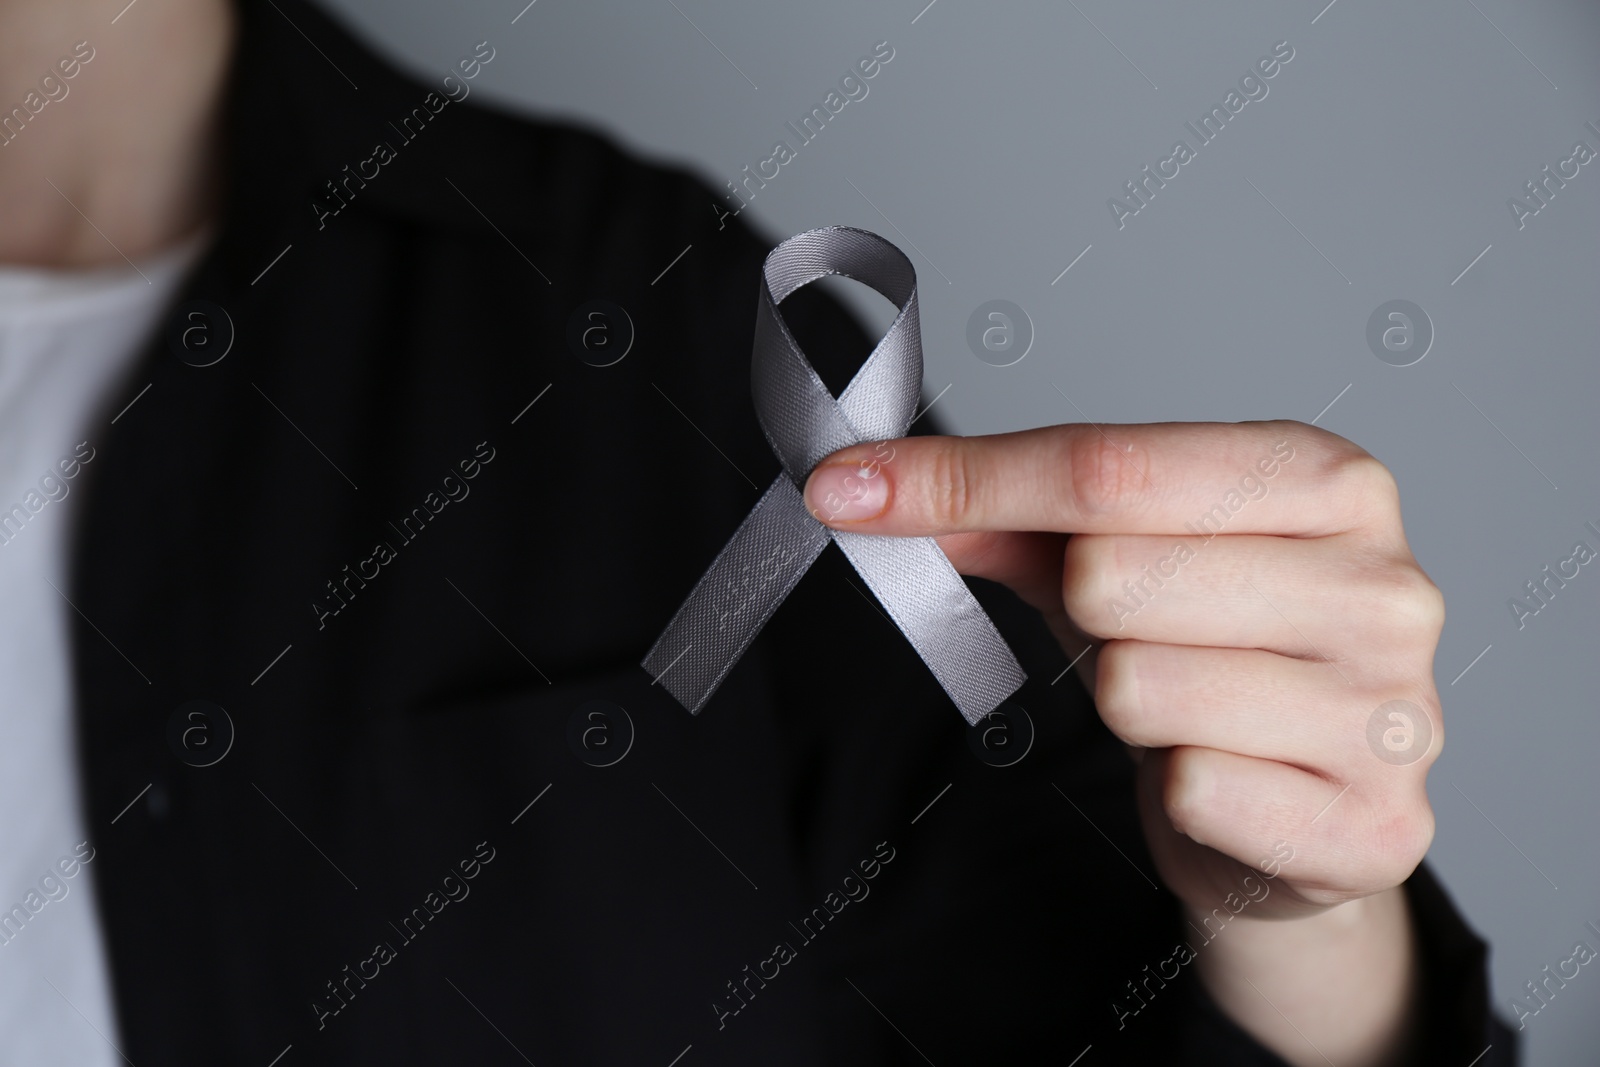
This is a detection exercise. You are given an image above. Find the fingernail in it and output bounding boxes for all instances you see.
[805,462,889,523]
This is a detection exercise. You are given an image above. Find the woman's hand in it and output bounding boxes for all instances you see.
[804,419,1442,1066]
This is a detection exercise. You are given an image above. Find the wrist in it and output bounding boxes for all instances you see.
[1190,885,1421,1067]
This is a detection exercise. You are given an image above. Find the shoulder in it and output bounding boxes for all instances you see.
[228,0,771,280]
[224,0,874,392]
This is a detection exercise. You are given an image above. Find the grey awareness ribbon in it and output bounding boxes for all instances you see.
[641,226,1026,726]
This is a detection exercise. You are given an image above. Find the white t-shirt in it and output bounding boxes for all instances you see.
[0,234,206,1063]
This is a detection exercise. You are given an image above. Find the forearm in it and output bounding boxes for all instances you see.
[1191,885,1420,1067]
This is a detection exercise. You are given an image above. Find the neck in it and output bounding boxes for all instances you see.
[0,0,235,270]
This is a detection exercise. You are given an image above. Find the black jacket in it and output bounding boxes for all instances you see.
[68,1,1516,1063]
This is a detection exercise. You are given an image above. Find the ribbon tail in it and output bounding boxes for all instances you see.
[641,478,829,713]
[831,530,1027,725]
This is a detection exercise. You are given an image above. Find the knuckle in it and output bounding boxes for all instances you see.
[1411,691,1445,767]
[1427,700,1446,762]
[1328,452,1399,525]
[1283,420,1342,455]
[1068,431,1141,517]
[1399,567,1447,640]
[1369,796,1435,880]
[1363,561,1446,645]
[1361,687,1445,769]
[927,438,976,529]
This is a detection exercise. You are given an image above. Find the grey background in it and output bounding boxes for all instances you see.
[317,0,1600,1061]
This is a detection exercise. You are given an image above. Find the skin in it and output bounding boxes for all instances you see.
[0,0,232,270]
[4,4,1436,1062]
[804,421,1442,1067]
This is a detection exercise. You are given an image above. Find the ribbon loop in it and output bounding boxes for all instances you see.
[642,226,1026,725]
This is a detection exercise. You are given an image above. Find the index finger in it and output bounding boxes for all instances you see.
[800,420,1394,537]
